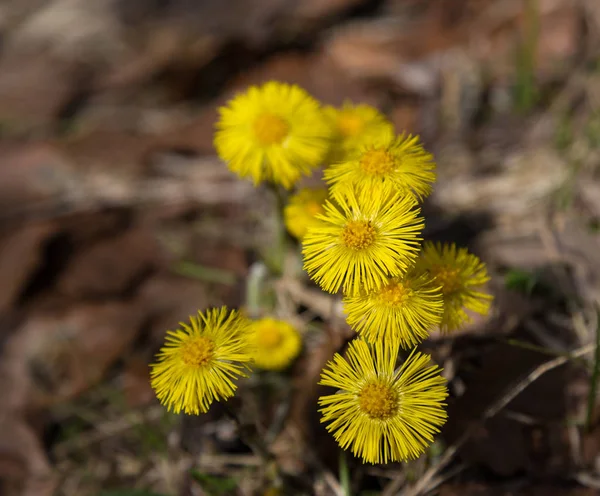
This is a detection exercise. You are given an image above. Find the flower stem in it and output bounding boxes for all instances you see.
[221,401,272,462]
[265,184,289,276]
[339,450,351,496]
[245,261,268,319]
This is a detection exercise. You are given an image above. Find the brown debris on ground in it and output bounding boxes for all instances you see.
[1,0,600,495]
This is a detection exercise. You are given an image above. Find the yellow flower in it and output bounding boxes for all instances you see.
[250,317,302,370]
[263,488,281,496]
[302,185,424,296]
[319,339,448,464]
[416,242,493,332]
[324,102,395,163]
[324,133,436,201]
[150,307,253,415]
[343,271,443,348]
[214,81,332,189]
[284,187,329,240]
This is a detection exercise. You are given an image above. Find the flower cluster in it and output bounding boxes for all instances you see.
[150,81,494,467]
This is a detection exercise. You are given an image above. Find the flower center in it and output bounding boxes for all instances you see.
[360,148,397,175]
[337,113,364,137]
[341,221,377,250]
[181,336,214,366]
[257,325,283,349]
[253,113,290,145]
[378,281,412,306]
[431,265,461,295]
[358,382,399,420]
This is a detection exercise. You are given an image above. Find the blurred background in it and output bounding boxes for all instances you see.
[1,0,600,495]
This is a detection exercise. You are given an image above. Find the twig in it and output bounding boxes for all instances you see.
[381,473,406,496]
[498,336,591,370]
[284,424,345,496]
[575,472,600,490]
[276,278,343,321]
[399,343,595,496]
[322,471,346,496]
[420,462,469,495]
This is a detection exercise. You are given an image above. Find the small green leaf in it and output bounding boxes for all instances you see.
[190,470,238,495]
[173,261,237,286]
[554,113,573,151]
[588,218,600,233]
[504,268,538,295]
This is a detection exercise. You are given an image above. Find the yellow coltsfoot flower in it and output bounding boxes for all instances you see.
[251,317,302,371]
[325,133,436,201]
[416,242,493,332]
[343,271,443,348]
[319,339,448,464]
[150,307,253,415]
[214,81,332,189]
[284,187,329,240]
[324,102,395,163]
[302,185,424,297]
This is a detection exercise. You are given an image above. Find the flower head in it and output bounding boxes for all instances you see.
[416,242,493,332]
[251,317,302,371]
[343,271,443,348]
[319,339,448,464]
[150,307,253,414]
[284,187,329,240]
[325,133,436,201]
[302,185,424,296]
[214,81,332,189]
[324,103,395,163]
